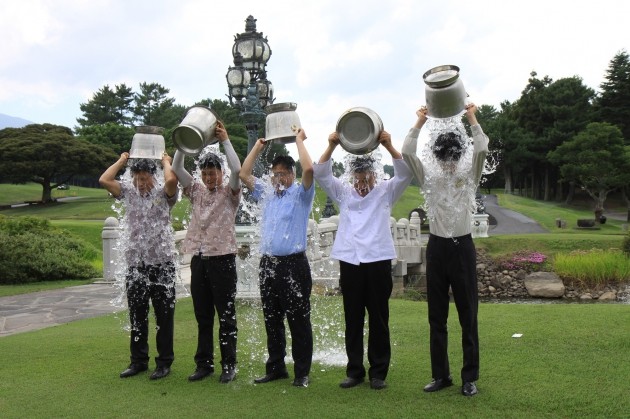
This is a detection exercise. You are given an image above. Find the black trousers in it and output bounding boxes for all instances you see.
[339,260,393,381]
[190,254,238,371]
[426,234,479,382]
[259,252,313,378]
[126,262,176,368]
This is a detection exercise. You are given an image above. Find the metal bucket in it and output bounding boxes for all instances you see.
[265,102,301,144]
[172,105,219,156]
[129,126,165,159]
[336,107,383,155]
[423,65,467,118]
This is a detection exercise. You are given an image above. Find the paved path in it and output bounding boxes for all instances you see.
[0,196,550,338]
[0,274,191,338]
[482,194,548,235]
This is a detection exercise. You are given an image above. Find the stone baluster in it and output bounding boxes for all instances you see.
[101,217,120,282]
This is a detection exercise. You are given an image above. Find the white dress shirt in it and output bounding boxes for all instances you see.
[313,158,412,265]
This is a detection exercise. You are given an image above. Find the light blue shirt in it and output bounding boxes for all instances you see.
[252,179,315,256]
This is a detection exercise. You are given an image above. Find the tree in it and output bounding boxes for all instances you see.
[133,82,177,127]
[76,84,134,129]
[594,50,630,142]
[548,122,630,221]
[0,124,118,202]
[511,73,595,201]
[75,122,135,155]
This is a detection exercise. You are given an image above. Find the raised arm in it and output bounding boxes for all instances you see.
[240,138,266,191]
[99,152,128,198]
[378,130,402,160]
[172,150,193,189]
[319,132,339,164]
[216,121,241,194]
[162,152,178,198]
[295,128,313,190]
[401,106,429,187]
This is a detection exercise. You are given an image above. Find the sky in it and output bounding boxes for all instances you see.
[1,0,628,163]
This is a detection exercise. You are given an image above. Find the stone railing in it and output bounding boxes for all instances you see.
[101,210,492,297]
[101,211,427,298]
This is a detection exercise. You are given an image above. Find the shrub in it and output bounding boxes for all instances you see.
[0,216,99,284]
[0,215,50,235]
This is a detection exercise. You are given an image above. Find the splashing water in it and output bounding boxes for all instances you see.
[418,116,497,238]
[109,161,182,333]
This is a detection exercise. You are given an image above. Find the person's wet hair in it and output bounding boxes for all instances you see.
[129,158,157,174]
[350,156,376,173]
[271,155,295,171]
[198,152,222,170]
[433,132,463,162]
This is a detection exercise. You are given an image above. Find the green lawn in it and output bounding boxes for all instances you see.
[0,296,629,418]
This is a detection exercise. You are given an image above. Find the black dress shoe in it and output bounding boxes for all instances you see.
[253,371,289,384]
[370,378,387,390]
[423,376,453,392]
[461,381,478,396]
[339,377,364,388]
[219,368,236,383]
[149,366,171,380]
[292,376,309,387]
[120,363,148,378]
[188,366,214,381]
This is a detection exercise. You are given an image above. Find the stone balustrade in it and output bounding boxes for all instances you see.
[101,210,489,298]
[102,211,427,297]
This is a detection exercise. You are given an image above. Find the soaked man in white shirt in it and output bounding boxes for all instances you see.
[313,130,412,390]
[402,103,489,397]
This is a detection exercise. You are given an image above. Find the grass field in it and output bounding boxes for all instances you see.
[0,296,629,418]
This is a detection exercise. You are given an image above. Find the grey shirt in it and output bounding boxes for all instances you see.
[402,124,489,238]
[119,181,179,267]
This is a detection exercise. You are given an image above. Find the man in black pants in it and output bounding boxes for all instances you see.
[313,130,412,390]
[172,121,241,384]
[402,103,489,397]
[240,129,315,388]
[100,152,179,380]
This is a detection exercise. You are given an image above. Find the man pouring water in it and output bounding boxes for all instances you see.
[402,103,489,397]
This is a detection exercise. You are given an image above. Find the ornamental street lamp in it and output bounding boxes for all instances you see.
[226,15,274,155]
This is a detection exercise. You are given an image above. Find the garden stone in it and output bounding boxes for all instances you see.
[598,291,616,301]
[523,272,565,298]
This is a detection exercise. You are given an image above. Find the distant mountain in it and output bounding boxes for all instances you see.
[0,113,35,129]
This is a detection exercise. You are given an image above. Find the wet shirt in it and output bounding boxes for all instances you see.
[180,181,241,256]
[251,179,315,256]
[402,124,489,238]
[313,158,413,266]
[119,181,179,267]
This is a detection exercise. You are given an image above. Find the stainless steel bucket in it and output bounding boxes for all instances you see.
[129,126,165,159]
[423,65,467,118]
[172,105,219,156]
[336,107,383,155]
[265,102,301,144]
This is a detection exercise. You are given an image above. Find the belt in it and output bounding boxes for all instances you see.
[194,253,234,260]
[263,251,306,263]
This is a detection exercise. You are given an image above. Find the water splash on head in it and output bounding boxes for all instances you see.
[340,148,388,184]
[109,162,181,311]
[193,144,232,186]
[419,116,478,238]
